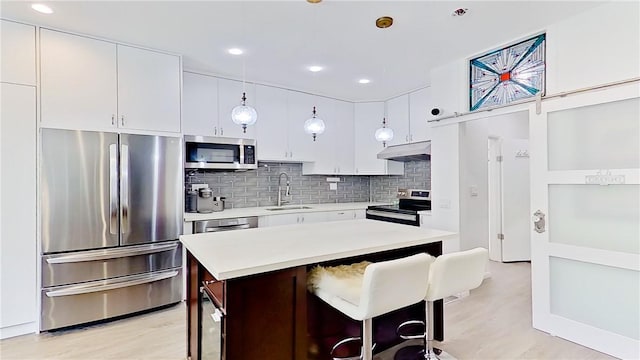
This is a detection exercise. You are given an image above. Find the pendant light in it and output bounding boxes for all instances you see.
[231,92,257,133]
[374,16,394,147]
[304,106,325,141]
[230,4,257,133]
[375,116,394,147]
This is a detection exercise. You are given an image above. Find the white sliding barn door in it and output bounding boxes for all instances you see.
[529,82,639,359]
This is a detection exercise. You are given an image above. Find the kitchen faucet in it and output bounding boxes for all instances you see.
[277,172,291,207]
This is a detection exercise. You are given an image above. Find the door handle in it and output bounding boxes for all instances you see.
[109,144,118,235]
[46,242,179,264]
[532,210,546,233]
[120,115,125,127]
[120,144,130,234]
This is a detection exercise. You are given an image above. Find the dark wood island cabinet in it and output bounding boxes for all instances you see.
[182,219,455,360]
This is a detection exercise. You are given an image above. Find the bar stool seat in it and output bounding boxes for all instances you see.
[397,247,489,359]
[308,253,434,360]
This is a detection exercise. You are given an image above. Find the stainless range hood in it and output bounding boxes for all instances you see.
[377,141,431,162]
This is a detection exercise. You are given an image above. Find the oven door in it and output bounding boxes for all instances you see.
[200,284,225,360]
[365,208,420,226]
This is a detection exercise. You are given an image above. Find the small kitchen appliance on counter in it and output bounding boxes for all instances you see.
[366,188,431,226]
[196,187,226,213]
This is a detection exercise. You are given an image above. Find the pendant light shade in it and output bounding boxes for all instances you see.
[375,117,394,147]
[231,92,258,133]
[304,106,325,141]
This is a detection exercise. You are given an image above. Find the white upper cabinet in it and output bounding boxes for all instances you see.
[286,90,316,162]
[40,29,181,134]
[409,87,432,142]
[255,84,289,160]
[182,72,218,136]
[116,45,181,133]
[385,94,410,146]
[353,102,404,175]
[302,97,355,174]
[40,29,118,132]
[1,20,36,86]
[217,77,257,139]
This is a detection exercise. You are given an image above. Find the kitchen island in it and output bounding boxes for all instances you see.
[181,219,456,360]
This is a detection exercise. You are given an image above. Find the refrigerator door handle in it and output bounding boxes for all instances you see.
[109,144,118,235]
[45,242,179,264]
[120,144,130,234]
[45,270,179,297]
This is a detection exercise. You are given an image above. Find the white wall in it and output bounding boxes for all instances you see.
[430,123,460,253]
[428,1,639,251]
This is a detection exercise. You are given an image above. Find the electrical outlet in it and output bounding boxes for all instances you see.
[329,183,338,190]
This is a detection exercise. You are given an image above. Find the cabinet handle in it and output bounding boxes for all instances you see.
[120,115,125,126]
[301,216,305,223]
[405,135,409,142]
[214,127,217,135]
[410,134,413,141]
[289,151,293,158]
[285,151,288,158]
[220,127,224,136]
[111,115,116,126]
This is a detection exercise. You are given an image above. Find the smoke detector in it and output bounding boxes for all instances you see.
[452,8,468,16]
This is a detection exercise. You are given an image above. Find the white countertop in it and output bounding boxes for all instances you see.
[180,219,456,280]
[184,202,389,222]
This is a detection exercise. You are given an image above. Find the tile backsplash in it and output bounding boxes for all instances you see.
[185,160,430,209]
[370,160,431,203]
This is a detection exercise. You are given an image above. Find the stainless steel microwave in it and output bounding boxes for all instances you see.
[184,136,257,170]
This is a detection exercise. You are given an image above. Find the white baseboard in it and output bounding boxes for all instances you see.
[0,321,36,339]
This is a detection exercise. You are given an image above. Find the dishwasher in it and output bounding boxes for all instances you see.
[194,216,257,360]
[193,217,259,233]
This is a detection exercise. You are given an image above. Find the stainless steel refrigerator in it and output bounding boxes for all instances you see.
[40,129,183,331]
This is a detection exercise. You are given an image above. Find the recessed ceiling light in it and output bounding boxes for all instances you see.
[308,66,323,72]
[227,48,244,55]
[31,3,53,14]
[358,79,371,84]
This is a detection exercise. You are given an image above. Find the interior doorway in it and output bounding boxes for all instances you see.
[487,136,530,262]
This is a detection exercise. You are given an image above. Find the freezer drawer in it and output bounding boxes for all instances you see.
[41,268,182,331]
[42,241,182,287]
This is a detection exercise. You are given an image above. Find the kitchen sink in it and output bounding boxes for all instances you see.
[265,206,313,211]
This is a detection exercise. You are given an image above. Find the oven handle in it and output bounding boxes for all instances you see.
[45,243,179,264]
[45,270,179,297]
[366,209,417,221]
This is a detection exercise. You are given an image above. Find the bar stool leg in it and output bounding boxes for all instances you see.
[362,318,373,360]
[424,301,438,360]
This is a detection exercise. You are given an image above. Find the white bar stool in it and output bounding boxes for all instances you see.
[308,253,434,360]
[397,247,489,359]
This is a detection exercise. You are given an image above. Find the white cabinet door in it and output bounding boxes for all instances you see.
[217,78,257,139]
[255,85,289,160]
[303,96,336,174]
[299,212,328,224]
[325,210,355,222]
[409,87,431,142]
[1,20,36,86]
[386,94,410,146]
[354,102,386,175]
[183,72,218,136]
[287,90,316,161]
[334,100,355,174]
[1,83,37,335]
[262,213,300,227]
[40,29,118,131]
[117,45,181,133]
[353,102,403,175]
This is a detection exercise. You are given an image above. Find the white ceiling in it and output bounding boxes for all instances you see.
[1,1,604,102]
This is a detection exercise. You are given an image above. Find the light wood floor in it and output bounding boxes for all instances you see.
[0,261,614,360]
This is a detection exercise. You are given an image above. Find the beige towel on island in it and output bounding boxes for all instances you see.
[307,261,371,305]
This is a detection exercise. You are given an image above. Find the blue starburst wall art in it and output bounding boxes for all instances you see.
[470,34,546,111]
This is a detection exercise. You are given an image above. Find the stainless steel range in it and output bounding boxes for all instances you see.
[366,189,431,226]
